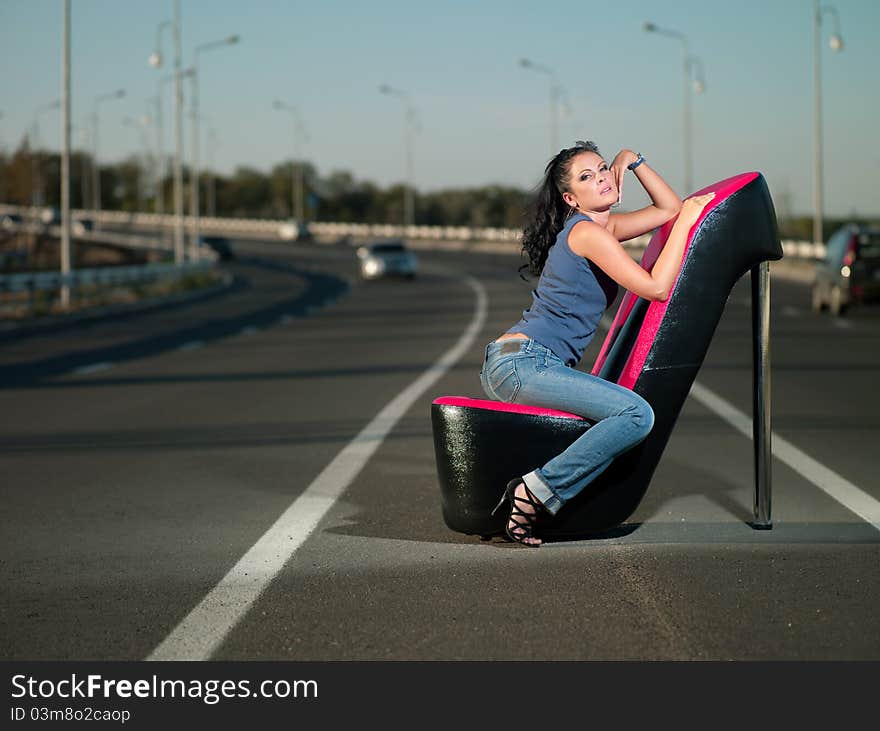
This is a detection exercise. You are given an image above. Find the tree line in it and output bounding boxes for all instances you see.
[0,141,873,238]
[0,142,531,229]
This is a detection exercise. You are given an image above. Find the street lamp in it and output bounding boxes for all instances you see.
[272,100,309,224]
[147,19,172,216]
[0,110,6,204]
[812,1,844,247]
[60,0,72,309]
[190,33,239,259]
[156,0,185,265]
[643,22,706,195]
[379,84,418,228]
[149,19,172,69]
[91,88,125,220]
[519,58,567,155]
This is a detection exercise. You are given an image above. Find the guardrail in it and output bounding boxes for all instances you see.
[0,261,214,296]
[0,203,826,260]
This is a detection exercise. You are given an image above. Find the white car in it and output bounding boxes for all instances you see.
[0,213,23,231]
[72,218,94,236]
[278,219,311,241]
[357,240,418,280]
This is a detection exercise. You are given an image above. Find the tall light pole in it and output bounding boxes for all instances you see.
[60,0,71,309]
[149,9,190,262]
[379,84,418,228]
[272,100,308,223]
[643,22,706,195]
[519,58,567,155]
[190,33,239,259]
[91,88,125,218]
[812,1,844,247]
[0,110,5,204]
[159,65,193,257]
[148,18,172,216]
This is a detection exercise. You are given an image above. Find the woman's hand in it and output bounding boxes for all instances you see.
[678,192,716,228]
[609,149,640,204]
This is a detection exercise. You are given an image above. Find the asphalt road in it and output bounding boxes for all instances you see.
[1,237,878,660]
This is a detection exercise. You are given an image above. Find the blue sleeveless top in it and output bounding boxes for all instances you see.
[507,212,619,366]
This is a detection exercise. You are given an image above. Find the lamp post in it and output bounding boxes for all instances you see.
[643,22,706,195]
[149,19,172,70]
[519,58,567,155]
[91,88,125,220]
[272,100,308,223]
[379,84,418,228]
[190,34,239,259]
[149,7,188,262]
[0,111,6,204]
[812,1,844,248]
[60,0,71,309]
[148,19,172,216]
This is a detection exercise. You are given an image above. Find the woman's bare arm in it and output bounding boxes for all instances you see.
[608,150,682,242]
[570,192,715,301]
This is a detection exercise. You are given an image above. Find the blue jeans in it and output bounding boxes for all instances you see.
[479,337,654,515]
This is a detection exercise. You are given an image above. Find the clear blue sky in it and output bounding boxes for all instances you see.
[1,0,878,218]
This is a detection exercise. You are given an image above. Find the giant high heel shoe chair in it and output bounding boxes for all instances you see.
[431,172,783,539]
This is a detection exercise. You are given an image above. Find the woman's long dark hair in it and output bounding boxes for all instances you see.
[520,140,600,277]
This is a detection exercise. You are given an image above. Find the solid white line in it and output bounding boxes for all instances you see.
[178,340,204,352]
[239,326,258,336]
[596,314,879,533]
[147,275,488,661]
[72,362,113,375]
[688,381,880,533]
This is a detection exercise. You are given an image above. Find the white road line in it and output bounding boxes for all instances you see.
[147,275,488,661]
[239,326,259,336]
[833,318,854,330]
[178,341,204,352]
[688,382,880,533]
[597,314,879,533]
[72,362,113,375]
[782,305,801,317]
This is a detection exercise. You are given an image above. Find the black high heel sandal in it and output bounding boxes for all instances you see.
[491,478,544,547]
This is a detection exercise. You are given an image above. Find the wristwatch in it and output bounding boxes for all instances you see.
[627,153,645,171]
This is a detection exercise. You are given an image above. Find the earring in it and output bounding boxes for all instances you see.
[565,205,577,220]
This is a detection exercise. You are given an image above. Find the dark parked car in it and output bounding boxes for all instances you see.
[812,224,880,316]
[199,235,235,261]
[356,240,418,280]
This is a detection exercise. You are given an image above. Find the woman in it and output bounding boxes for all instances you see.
[480,141,714,547]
